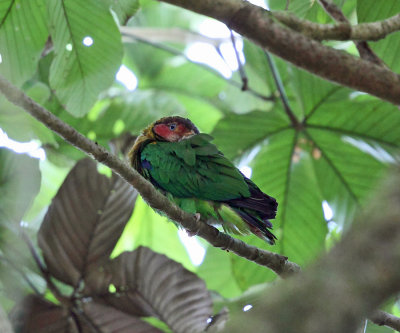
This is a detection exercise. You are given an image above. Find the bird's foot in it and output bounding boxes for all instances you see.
[186,213,202,237]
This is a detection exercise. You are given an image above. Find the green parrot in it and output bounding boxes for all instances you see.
[128,116,277,244]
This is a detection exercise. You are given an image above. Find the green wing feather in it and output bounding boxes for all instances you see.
[140,134,250,201]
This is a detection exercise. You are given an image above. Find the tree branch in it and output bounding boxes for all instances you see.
[272,11,400,42]
[369,310,400,332]
[0,74,299,278]
[222,169,400,332]
[317,0,386,67]
[158,0,400,105]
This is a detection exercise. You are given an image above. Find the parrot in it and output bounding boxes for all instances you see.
[128,116,278,244]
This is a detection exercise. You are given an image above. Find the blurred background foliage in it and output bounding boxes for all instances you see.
[0,0,400,331]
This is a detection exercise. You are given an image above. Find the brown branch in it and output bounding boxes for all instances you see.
[272,11,400,42]
[222,170,400,332]
[318,0,386,67]
[159,0,400,105]
[370,310,400,332]
[0,74,299,278]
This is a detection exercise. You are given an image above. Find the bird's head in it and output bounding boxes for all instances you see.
[128,116,199,169]
[148,116,199,142]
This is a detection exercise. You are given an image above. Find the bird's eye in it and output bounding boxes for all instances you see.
[169,124,176,131]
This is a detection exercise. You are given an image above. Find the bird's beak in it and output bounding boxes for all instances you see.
[183,130,196,138]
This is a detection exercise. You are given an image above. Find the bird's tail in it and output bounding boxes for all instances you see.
[226,179,278,244]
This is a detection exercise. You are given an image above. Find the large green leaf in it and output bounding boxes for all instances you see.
[48,0,123,116]
[229,236,276,291]
[196,246,242,298]
[307,128,387,225]
[290,69,344,119]
[0,303,12,333]
[357,0,400,72]
[0,148,41,224]
[306,96,400,225]
[109,0,140,24]
[252,130,327,265]
[0,82,55,143]
[211,110,290,159]
[0,0,48,85]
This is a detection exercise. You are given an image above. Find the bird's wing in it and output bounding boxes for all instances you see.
[140,134,250,201]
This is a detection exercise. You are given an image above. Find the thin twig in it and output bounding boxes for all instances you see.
[264,51,300,128]
[229,30,248,90]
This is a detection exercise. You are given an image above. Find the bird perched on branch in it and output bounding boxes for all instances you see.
[128,116,278,244]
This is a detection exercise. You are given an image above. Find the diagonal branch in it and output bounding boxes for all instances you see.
[0,74,299,278]
[158,0,400,105]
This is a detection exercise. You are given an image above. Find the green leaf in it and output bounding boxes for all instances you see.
[93,89,186,138]
[0,148,41,224]
[252,131,327,265]
[0,0,48,85]
[307,128,387,222]
[171,93,223,133]
[307,98,400,147]
[211,110,290,159]
[151,62,226,98]
[109,0,140,24]
[48,0,123,116]
[357,0,400,72]
[196,246,242,298]
[290,68,345,119]
[0,95,55,144]
[0,302,13,333]
[24,158,70,224]
[230,236,276,291]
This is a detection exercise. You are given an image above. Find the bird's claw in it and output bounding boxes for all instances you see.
[186,213,202,237]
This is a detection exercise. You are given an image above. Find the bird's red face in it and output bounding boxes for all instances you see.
[153,118,197,142]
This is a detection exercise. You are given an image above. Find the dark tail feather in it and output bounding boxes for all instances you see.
[226,178,278,244]
[234,209,277,245]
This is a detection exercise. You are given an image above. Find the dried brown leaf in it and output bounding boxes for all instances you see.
[38,158,137,286]
[9,295,72,333]
[99,247,213,333]
[82,301,163,333]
